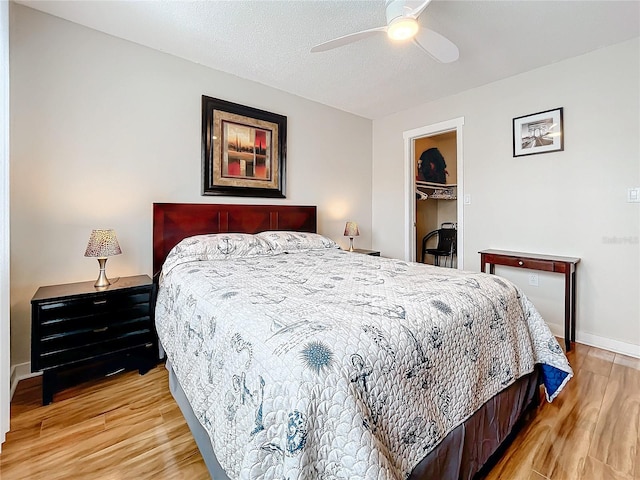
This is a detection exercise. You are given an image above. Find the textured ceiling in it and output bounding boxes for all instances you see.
[16,0,640,119]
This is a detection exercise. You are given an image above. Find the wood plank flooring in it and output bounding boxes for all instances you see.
[1,342,638,479]
[485,343,640,480]
[1,366,210,479]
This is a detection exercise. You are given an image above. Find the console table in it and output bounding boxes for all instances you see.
[479,249,580,352]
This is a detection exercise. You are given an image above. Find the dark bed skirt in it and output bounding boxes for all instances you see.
[168,362,540,480]
[409,370,540,479]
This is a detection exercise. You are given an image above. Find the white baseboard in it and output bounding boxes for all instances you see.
[547,323,640,359]
[576,332,640,358]
[10,362,40,400]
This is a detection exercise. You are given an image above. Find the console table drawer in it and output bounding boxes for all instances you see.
[483,255,555,272]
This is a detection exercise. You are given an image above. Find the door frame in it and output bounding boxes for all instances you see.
[403,117,465,266]
[1,0,10,449]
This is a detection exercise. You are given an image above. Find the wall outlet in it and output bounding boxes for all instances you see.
[628,187,640,203]
[528,273,539,287]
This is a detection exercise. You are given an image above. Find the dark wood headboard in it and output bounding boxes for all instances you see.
[153,203,317,276]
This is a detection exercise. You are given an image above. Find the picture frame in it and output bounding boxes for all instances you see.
[202,96,286,197]
[513,107,564,157]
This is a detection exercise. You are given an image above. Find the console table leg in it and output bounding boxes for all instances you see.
[571,269,577,344]
[564,271,572,352]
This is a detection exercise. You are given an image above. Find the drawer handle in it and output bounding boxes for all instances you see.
[93,326,109,333]
[93,300,107,305]
[518,261,524,266]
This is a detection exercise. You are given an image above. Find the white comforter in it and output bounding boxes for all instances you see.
[155,238,572,480]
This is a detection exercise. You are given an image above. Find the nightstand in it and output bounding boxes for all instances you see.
[31,274,158,405]
[351,248,381,256]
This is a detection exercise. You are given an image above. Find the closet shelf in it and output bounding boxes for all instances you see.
[416,181,457,200]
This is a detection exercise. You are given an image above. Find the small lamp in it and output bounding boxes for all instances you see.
[344,221,360,252]
[84,229,122,288]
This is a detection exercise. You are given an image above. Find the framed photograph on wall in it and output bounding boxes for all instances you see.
[513,107,564,157]
[202,96,286,197]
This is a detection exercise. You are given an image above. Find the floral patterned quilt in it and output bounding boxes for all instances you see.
[155,232,572,480]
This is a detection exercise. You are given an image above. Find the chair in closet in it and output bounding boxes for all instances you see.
[422,222,457,267]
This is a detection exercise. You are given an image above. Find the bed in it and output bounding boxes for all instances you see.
[152,203,572,480]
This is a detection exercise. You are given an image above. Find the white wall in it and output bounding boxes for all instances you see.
[373,38,640,356]
[9,4,373,366]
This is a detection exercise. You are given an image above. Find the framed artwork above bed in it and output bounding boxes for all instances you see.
[202,96,286,198]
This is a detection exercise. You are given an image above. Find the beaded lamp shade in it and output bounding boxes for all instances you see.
[84,229,122,258]
[343,221,360,251]
[85,229,121,288]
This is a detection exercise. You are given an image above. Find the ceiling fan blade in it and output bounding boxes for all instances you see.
[413,27,459,63]
[311,26,387,53]
[409,0,434,19]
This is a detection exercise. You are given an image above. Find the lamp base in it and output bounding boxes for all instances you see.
[94,258,111,288]
[348,237,354,252]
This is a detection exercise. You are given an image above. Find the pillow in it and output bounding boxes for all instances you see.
[256,231,339,252]
[162,233,272,275]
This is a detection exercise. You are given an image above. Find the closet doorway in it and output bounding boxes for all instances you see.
[415,132,458,266]
[403,117,464,268]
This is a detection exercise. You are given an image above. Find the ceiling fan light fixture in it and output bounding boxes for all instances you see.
[387,16,419,41]
[310,0,458,62]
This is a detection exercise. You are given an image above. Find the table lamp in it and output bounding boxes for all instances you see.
[344,221,360,252]
[84,229,122,288]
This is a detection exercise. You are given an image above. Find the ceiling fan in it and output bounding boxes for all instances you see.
[310,0,459,63]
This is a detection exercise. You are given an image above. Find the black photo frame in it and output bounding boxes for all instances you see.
[202,96,286,197]
[513,107,564,157]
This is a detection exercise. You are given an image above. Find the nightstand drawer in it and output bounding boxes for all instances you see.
[39,302,151,337]
[39,316,151,355]
[38,328,154,370]
[37,291,151,323]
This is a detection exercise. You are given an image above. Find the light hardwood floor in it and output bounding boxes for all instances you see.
[1,342,638,479]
